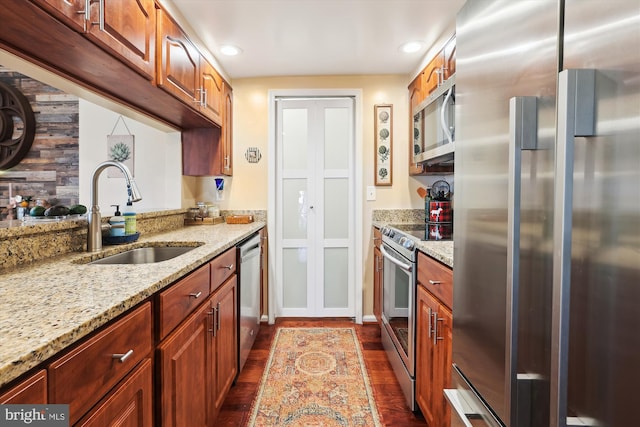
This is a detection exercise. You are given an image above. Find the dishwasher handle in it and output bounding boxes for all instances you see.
[241,245,261,262]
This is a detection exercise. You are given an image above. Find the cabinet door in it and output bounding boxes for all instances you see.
[443,36,456,79]
[48,302,152,425]
[260,228,268,317]
[212,276,238,418]
[422,55,445,96]
[200,58,224,125]
[32,0,87,31]
[86,0,156,80]
[75,358,153,427]
[0,369,46,404]
[221,82,233,175]
[416,285,439,426]
[408,76,425,175]
[435,305,452,427]
[372,227,383,323]
[156,7,200,106]
[158,296,215,427]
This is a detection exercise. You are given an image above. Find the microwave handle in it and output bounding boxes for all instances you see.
[440,86,454,145]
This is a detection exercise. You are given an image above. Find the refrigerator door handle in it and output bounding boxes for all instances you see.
[551,69,596,427]
[506,96,538,425]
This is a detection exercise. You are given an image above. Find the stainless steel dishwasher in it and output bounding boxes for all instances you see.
[237,232,261,373]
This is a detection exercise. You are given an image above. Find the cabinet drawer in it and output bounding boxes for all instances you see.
[0,369,47,404]
[418,252,453,309]
[48,302,152,425]
[158,264,210,339]
[210,247,236,292]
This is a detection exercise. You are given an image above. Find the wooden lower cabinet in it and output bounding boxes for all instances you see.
[212,275,238,416]
[158,275,237,426]
[75,358,153,427]
[373,227,383,323]
[0,369,46,404]
[416,285,452,427]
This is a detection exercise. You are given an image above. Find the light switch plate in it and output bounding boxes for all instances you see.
[366,186,376,201]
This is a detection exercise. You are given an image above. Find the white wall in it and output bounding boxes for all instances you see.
[78,100,183,214]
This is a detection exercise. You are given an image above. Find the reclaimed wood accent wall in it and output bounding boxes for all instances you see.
[0,66,79,217]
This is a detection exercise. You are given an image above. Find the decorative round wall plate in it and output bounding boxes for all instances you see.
[0,81,36,170]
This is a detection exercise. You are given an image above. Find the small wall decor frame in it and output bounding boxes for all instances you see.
[374,104,393,186]
[107,115,135,178]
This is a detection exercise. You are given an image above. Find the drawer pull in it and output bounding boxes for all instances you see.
[429,280,442,285]
[189,291,202,299]
[112,349,134,363]
[223,264,234,270]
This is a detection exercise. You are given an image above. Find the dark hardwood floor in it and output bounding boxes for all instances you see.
[216,318,427,426]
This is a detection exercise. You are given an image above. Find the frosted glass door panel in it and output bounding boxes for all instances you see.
[283,248,307,308]
[282,109,308,170]
[324,178,349,239]
[324,248,348,308]
[282,179,308,239]
[324,108,350,170]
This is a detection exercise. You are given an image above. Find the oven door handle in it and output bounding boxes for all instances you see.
[379,244,413,272]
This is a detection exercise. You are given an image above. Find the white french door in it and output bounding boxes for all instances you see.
[274,97,355,317]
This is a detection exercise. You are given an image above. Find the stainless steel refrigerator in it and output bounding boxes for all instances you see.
[446,1,640,426]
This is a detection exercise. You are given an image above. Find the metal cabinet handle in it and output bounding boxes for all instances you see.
[189,291,202,299]
[551,69,596,427]
[216,302,221,332]
[112,349,134,363]
[428,280,441,285]
[223,264,233,270]
[432,311,439,345]
[90,0,105,31]
[435,317,444,343]
[427,307,433,338]
[208,308,215,336]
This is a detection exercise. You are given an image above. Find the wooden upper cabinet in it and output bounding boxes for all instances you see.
[32,0,87,31]
[86,0,156,80]
[408,75,424,175]
[422,54,445,96]
[221,82,233,175]
[200,58,224,125]
[443,35,456,79]
[156,7,201,106]
[32,0,155,80]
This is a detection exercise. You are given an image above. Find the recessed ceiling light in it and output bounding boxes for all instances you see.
[220,45,242,56]
[400,41,424,54]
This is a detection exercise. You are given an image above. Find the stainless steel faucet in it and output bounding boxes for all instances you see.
[87,160,142,252]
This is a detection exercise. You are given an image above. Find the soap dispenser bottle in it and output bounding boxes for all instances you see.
[123,201,137,235]
[109,205,125,237]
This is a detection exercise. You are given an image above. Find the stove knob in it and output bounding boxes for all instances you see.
[399,236,407,246]
[403,239,415,250]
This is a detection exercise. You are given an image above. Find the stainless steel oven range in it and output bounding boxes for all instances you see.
[378,225,418,411]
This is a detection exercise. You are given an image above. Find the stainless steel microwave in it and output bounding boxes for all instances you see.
[413,74,455,165]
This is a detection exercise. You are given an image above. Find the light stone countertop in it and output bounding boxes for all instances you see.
[372,221,454,268]
[0,221,264,388]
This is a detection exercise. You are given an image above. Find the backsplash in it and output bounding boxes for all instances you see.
[372,209,425,223]
[0,66,79,219]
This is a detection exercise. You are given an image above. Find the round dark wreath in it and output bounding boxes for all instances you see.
[0,81,35,170]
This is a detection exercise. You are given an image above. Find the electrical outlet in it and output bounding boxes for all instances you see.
[366,186,376,201]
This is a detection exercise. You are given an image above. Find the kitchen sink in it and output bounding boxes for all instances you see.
[89,245,199,265]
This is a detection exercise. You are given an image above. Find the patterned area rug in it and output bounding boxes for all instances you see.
[247,327,381,426]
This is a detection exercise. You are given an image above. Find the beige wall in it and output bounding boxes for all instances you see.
[195,74,451,317]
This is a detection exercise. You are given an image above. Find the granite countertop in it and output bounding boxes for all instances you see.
[373,221,454,268]
[0,221,264,388]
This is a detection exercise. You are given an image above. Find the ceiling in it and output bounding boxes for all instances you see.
[168,0,465,80]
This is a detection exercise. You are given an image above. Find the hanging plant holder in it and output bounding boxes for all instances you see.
[0,81,36,170]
